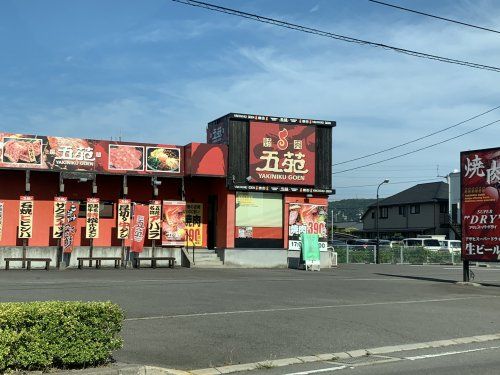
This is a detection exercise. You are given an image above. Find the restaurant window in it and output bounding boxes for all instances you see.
[235,192,283,248]
[410,204,420,214]
[399,206,406,216]
[440,203,448,214]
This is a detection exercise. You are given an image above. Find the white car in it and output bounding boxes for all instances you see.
[402,238,442,251]
[439,240,461,253]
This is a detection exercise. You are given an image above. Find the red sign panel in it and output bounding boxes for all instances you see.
[249,122,315,186]
[162,201,186,246]
[461,148,500,262]
[62,201,79,253]
[0,133,182,176]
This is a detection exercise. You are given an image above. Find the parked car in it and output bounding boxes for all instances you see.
[402,238,442,251]
[439,240,461,253]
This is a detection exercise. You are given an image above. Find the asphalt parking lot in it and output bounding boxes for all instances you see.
[0,264,499,371]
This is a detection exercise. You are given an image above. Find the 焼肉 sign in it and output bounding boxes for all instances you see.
[249,122,316,186]
[185,203,203,247]
[461,148,500,262]
[288,203,327,251]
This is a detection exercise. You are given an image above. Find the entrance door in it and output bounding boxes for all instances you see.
[207,195,218,249]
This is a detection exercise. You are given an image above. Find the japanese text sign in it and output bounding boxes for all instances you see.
[462,148,500,262]
[131,204,149,253]
[86,198,100,239]
[288,203,327,252]
[148,200,162,240]
[249,122,316,186]
[18,196,34,239]
[53,197,67,239]
[162,201,186,246]
[117,199,131,239]
[62,201,79,253]
[185,203,203,247]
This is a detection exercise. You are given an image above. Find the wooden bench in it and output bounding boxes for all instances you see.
[77,257,122,269]
[5,258,51,271]
[135,257,175,269]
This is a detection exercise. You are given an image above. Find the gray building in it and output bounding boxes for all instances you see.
[361,182,449,239]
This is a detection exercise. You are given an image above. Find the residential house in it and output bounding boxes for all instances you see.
[361,182,449,239]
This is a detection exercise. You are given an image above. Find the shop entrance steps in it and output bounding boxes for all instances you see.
[182,249,224,268]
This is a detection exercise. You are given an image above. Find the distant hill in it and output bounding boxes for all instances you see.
[328,199,376,222]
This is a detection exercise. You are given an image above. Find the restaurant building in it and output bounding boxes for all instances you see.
[0,113,335,268]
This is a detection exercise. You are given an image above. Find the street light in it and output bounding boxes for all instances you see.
[376,179,390,264]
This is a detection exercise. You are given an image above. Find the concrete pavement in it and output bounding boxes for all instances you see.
[0,264,499,370]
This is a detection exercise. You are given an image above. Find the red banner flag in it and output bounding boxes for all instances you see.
[62,201,80,253]
[131,204,149,253]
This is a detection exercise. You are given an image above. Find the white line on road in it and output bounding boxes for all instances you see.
[405,345,500,360]
[282,365,347,375]
[124,295,491,321]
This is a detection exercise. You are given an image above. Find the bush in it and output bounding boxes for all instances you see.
[0,301,123,372]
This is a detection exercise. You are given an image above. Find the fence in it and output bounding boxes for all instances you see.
[334,245,460,265]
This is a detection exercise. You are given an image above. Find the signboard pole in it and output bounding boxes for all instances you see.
[463,260,470,282]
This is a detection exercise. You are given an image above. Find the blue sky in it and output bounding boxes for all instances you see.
[1,0,499,200]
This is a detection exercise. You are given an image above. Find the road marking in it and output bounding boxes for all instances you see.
[124,295,490,321]
[444,267,500,271]
[186,333,500,375]
[283,366,347,375]
[405,345,500,360]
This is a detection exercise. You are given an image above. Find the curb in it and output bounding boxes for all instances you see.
[187,332,500,375]
[45,333,500,375]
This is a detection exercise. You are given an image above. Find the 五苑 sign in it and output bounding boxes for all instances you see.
[249,122,316,186]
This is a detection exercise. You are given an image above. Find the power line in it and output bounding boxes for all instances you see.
[333,118,500,174]
[334,104,500,166]
[334,178,440,189]
[368,0,500,35]
[171,0,500,73]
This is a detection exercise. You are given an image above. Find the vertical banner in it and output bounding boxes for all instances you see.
[288,203,327,251]
[0,201,4,241]
[162,201,187,246]
[53,197,67,238]
[461,149,500,262]
[117,199,131,239]
[131,204,149,253]
[86,197,100,239]
[148,200,162,240]
[18,196,34,239]
[62,201,79,253]
[185,203,203,247]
